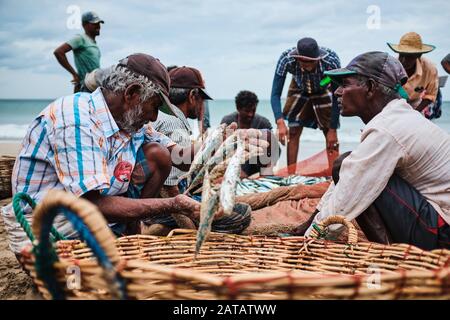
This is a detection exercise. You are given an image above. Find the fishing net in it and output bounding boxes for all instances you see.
[275,149,339,177]
[236,181,330,210]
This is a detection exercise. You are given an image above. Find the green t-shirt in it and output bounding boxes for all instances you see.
[67,34,101,84]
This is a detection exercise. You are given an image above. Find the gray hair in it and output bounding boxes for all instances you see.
[101,65,160,102]
[169,87,200,105]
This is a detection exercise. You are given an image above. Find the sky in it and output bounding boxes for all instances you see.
[0,0,449,100]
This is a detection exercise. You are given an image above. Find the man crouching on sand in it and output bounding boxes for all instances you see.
[1,53,217,256]
[297,51,450,250]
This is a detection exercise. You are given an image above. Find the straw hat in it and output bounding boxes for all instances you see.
[387,32,435,54]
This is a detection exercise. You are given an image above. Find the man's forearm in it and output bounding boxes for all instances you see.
[84,192,179,224]
[54,50,77,76]
[271,73,286,121]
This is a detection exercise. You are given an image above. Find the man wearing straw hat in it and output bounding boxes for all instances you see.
[300,51,450,250]
[152,66,213,197]
[271,37,341,173]
[387,32,440,116]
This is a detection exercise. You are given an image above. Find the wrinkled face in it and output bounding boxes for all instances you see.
[118,94,162,133]
[84,22,101,36]
[297,58,319,72]
[398,53,421,71]
[237,104,257,124]
[334,77,368,118]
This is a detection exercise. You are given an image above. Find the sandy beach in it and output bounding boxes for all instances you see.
[0,142,21,156]
[0,142,40,299]
[0,198,40,299]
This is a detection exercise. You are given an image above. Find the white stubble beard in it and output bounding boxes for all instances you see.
[118,104,145,134]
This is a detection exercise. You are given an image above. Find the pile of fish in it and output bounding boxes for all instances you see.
[179,124,267,255]
[236,175,328,196]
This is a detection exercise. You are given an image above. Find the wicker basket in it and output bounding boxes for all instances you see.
[0,155,16,199]
[20,190,450,300]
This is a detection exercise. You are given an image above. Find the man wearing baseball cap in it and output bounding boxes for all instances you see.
[147,66,211,231]
[144,66,252,234]
[1,53,209,257]
[299,51,450,250]
[387,32,440,117]
[152,66,212,197]
[271,37,342,174]
[54,11,104,93]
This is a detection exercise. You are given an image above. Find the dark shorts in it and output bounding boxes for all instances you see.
[372,174,450,250]
[283,91,333,129]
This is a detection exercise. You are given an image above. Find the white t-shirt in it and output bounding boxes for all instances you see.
[306,98,450,236]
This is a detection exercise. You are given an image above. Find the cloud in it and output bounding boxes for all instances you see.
[0,0,449,99]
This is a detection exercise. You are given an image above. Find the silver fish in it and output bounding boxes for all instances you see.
[188,133,239,191]
[220,138,244,215]
[195,171,219,255]
[184,123,227,185]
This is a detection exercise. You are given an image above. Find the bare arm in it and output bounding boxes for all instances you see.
[83,190,200,224]
[54,43,78,77]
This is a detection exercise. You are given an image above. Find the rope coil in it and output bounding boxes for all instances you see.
[30,190,127,300]
[13,192,66,242]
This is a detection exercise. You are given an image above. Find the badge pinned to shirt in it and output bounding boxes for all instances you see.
[113,161,133,183]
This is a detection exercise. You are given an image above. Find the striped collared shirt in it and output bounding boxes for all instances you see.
[1,88,174,253]
[152,104,192,186]
[275,46,341,95]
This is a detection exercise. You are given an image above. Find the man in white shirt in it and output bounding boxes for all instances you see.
[300,51,450,250]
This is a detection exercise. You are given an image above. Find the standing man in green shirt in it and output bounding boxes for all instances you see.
[54,11,104,93]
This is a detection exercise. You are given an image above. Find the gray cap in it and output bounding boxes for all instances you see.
[82,11,104,24]
[324,51,409,98]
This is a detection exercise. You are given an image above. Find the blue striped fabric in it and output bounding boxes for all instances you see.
[275,46,341,95]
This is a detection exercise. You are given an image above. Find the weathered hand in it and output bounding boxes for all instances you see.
[173,195,201,221]
[71,73,80,85]
[276,119,288,146]
[222,122,238,141]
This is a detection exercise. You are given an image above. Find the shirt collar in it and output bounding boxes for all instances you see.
[90,88,121,138]
[171,104,192,134]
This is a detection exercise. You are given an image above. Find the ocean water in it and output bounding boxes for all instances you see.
[1,99,449,165]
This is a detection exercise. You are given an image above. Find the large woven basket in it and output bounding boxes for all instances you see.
[19,190,450,300]
[0,155,16,199]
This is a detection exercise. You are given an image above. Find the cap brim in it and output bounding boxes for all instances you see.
[323,68,357,85]
[289,48,329,60]
[199,88,213,100]
[88,19,104,24]
[387,42,435,54]
[158,92,178,117]
[324,68,357,77]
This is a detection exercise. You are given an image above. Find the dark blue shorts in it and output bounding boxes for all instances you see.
[373,174,450,250]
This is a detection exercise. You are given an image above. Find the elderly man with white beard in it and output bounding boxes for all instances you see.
[1,53,229,258]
